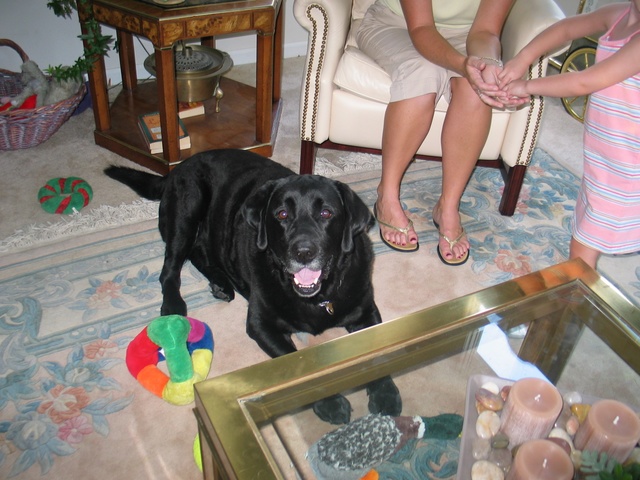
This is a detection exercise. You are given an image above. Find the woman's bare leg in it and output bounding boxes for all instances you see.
[376,93,436,248]
[433,77,491,261]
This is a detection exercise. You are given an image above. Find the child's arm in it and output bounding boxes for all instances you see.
[499,4,621,87]
[505,33,640,98]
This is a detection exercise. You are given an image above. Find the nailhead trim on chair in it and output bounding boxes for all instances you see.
[516,56,546,167]
[301,4,328,143]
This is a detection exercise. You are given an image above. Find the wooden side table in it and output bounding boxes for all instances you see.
[80,0,284,174]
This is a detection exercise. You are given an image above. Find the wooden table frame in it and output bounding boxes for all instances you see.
[80,0,284,174]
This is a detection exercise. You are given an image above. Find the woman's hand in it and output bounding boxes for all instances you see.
[466,56,508,108]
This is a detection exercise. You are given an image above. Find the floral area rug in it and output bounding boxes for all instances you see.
[0,148,637,479]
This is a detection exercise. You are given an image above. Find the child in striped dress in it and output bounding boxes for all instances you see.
[498,1,640,269]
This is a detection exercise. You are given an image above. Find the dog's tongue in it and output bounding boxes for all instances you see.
[295,268,321,285]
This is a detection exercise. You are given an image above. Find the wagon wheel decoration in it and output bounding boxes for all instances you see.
[560,46,597,123]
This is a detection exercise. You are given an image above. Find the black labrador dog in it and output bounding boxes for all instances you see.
[104,149,400,424]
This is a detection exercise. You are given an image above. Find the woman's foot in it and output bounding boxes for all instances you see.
[374,199,419,252]
[432,203,469,264]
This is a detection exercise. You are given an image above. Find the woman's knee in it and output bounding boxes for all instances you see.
[450,77,484,107]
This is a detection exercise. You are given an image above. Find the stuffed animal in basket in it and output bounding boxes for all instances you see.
[0,60,80,111]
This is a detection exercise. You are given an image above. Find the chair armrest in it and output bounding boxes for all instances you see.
[500,0,565,168]
[294,0,353,143]
[502,0,565,63]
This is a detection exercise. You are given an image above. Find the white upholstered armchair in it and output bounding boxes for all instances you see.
[293,0,565,216]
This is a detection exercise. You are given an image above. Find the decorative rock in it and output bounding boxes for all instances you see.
[547,437,572,456]
[491,432,510,450]
[626,447,640,464]
[476,400,490,414]
[565,415,580,436]
[481,381,500,395]
[570,403,590,423]
[555,404,573,430]
[571,449,583,469]
[473,437,492,460]
[548,427,575,452]
[476,388,504,412]
[471,460,505,480]
[563,391,582,406]
[476,410,501,439]
[489,448,513,472]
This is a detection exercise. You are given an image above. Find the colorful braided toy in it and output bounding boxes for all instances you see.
[37,177,93,214]
[126,315,213,405]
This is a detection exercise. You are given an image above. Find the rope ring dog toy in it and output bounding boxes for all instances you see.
[37,177,93,214]
[126,315,214,406]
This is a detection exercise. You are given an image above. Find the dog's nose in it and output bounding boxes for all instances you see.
[294,242,318,263]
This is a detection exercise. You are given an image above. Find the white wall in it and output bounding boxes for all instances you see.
[0,0,308,85]
[0,0,581,85]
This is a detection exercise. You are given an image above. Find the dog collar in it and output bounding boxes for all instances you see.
[319,301,334,315]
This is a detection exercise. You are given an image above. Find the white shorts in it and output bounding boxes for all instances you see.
[356,3,470,103]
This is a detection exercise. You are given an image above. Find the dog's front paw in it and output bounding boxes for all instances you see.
[367,376,402,417]
[210,283,234,302]
[160,296,188,316]
[312,394,352,425]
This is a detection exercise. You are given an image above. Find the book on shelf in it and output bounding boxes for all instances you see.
[138,112,191,154]
[177,101,205,119]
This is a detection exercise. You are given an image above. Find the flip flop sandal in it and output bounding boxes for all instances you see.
[436,227,469,266]
[373,204,419,253]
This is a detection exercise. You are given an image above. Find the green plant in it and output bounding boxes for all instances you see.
[599,462,640,480]
[581,451,620,480]
[578,450,640,480]
[46,0,113,81]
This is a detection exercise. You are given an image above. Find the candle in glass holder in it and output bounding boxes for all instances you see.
[500,378,563,446]
[506,439,574,480]
[574,399,640,463]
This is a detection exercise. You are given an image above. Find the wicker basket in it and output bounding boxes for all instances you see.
[0,39,87,150]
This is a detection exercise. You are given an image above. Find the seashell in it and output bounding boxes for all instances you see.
[563,391,582,406]
[570,403,591,423]
[471,460,505,480]
[473,437,491,460]
[500,385,511,402]
[475,388,504,412]
[481,382,500,395]
[489,448,513,472]
[476,410,501,439]
[548,427,575,452]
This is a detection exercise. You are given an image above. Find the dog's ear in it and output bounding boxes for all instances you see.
[242,179,281,250]
[336,181,375,252]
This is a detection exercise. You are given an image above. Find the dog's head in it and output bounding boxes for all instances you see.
[243,175,374,298]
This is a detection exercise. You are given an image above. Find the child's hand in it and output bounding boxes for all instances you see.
[498,58,527,89]
[500,79,531,108]
[503,79,528,98]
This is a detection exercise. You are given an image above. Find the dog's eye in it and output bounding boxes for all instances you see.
[320,209,333,219]
[276,210,288,221]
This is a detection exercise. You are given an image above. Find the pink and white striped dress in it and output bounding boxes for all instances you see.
[574,6,640,255]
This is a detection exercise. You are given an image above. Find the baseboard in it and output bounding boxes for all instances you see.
[104,41,308,88]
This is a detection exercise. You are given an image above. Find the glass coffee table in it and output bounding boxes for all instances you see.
[193,259,640,479]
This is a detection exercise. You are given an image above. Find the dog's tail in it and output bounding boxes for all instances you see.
[104,166,166,201]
